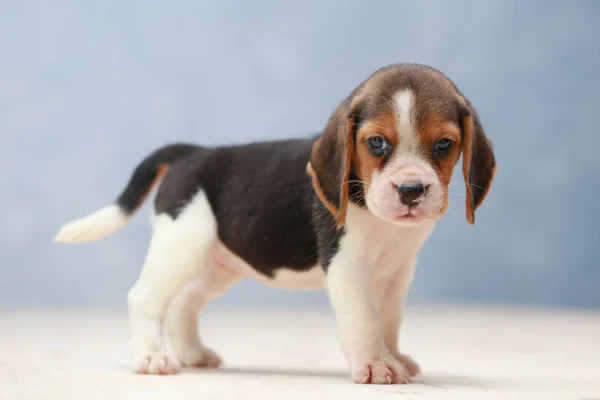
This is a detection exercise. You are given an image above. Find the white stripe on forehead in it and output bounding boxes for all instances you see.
[393,89,419,154]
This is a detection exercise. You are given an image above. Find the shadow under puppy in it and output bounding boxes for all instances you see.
[55,63,496,384]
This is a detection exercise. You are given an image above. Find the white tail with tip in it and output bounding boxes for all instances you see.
[54,205,128,243]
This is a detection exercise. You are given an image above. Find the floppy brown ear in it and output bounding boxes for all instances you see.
[306,101,358,229]
[461,102,497,225]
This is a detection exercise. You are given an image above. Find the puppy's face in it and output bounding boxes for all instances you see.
[355,88,463,226]
[309,64,496,228]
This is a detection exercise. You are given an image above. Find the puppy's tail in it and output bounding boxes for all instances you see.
[54,143,198,243]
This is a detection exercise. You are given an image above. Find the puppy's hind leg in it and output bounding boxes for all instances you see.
[127,190,217,375]
[163,252,242,368]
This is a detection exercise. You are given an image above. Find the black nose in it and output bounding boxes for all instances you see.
[397,182,426,206]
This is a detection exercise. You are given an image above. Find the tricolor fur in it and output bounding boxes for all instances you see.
[55,63,496,384]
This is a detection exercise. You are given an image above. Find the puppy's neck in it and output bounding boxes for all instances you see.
[345,204,436,245]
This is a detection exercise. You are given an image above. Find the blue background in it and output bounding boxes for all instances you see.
[2,0,599,308]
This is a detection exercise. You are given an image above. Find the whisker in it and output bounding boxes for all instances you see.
[465,183,485,190]
[446,183,485,191]
[342,180,370,190]
[348,193,367,207]
[451,207,459,221]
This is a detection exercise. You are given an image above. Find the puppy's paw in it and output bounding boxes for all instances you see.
[392,351,421,377]
[173,343,222,368]
[134,350,182,375]
[351,353,410,384]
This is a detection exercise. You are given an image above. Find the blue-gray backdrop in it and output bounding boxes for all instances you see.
[2,0,599,309]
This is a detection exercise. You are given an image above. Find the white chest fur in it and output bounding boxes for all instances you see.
[339,205,435,283]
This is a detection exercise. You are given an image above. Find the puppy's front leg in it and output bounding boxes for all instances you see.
[378,256,421,377]
[326,250,409,384]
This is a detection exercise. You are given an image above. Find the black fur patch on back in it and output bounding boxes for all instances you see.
[155,138,325,277]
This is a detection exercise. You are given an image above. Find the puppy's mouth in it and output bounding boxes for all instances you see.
[393,210,421,223]
[401,202,425,218]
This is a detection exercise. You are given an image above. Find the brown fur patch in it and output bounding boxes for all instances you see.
[132,163,169,213]
[335,117,355,229]
[462,114,475,224]
[461,114,497,225]
[353,111,399,189]
[418,113,462,187]
[476,163,497,216]
[306,161,339,217]
[307,101,358,229]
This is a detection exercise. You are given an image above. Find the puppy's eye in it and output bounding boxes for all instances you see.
[433,138,454,156]
[366,136,388,155]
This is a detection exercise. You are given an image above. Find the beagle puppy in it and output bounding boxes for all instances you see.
[54,63,496,384]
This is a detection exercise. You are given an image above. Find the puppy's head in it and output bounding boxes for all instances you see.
[308,64,496,229]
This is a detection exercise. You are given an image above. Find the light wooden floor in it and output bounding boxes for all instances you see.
[0,305,598,400]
